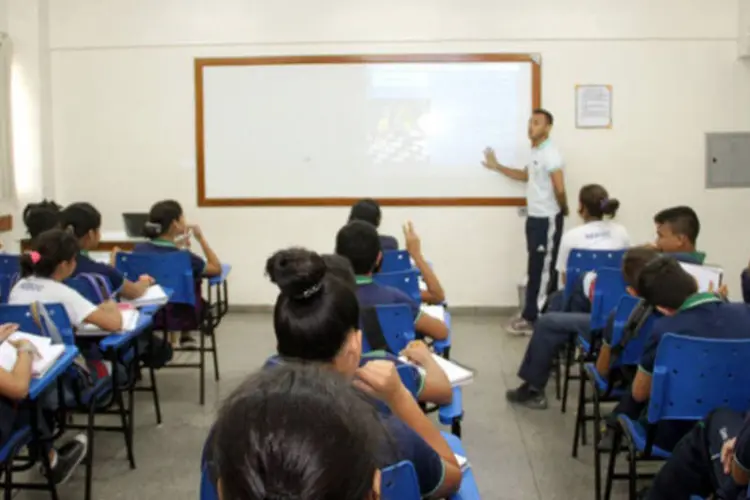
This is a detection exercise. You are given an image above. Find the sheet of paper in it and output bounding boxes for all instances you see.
[576,84,613,128]
[398,353,475,387]
[679,262,723,293]
[0,333,65,377]
[79,309,140,336]
[455,454,469,470]
[121,285,169,307]
[420,304,445,322]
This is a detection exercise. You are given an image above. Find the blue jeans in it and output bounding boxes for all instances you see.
[517,312,591,390]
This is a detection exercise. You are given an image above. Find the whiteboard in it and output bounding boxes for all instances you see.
[197,56,538,205]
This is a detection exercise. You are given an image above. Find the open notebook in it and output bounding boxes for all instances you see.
[121,285,169,307]
[420,304,446,322]
[79,309,140,337]
[399,353,475,387]
[679,262,723,293]
[0,332,65,378]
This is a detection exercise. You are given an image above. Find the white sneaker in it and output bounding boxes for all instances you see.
[506,316,534,336]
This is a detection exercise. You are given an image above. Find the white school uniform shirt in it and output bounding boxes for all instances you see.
[526,140,564,218]
[556,220,631,290]
[9,276,98,328]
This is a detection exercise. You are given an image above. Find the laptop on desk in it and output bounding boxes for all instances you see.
[122,213,149,238]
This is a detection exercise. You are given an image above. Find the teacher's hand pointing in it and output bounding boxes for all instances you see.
[482,148,501,171]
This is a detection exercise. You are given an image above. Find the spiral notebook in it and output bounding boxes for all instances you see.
[0,333,65,377]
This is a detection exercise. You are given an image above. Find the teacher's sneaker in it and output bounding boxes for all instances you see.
[506,316,533,336]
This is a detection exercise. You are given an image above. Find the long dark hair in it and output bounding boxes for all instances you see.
[579,184,620,220]
[265,248,360,361]
[211,363,381,500]
[143,200,183,239]
[20,229,79,278]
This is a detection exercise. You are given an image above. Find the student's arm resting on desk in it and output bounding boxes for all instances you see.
[84,301,124,332]
[482,147,528,181]
[355,361,461,497]
[119,278,151,300]
[415,314,449,341]
[190,225,222,276]
[0,338,34,400]
[401,341,452,405]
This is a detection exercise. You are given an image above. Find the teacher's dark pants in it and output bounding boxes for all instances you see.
[522,212,564,322]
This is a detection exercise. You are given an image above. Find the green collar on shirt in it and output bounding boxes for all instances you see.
[678,292,722,312]
[79,250,90,257]
[691,251,707,264]
[150,239,177,248]
[361,349,387,359]
[533,138,550,150]
[355,275,373,285]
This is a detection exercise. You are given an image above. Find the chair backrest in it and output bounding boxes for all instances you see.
[200,466,218,500]
[381,460,421,500]
[380,250,412,274]
[0,272,19,305]
[369,304,415,354]
[0,303,75,345]
[66,273,114,304]
[374,270,421,304]
[589,267,626,330]
[564,249,625,300]
[649,335,750,423]
[115,252,195,306]
[0,255,20,277]
[396,363,420,398]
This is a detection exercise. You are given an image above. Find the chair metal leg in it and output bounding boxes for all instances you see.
[199,327,206,405]
[603,429,622,500]
[3,461,12,500]
[627,439,637,500]
[148,363,162,425]
[116,388,136,470]
[85,403,96,500]
[579,365,588,447]
[592,389,603,500]
[555,356,562,401]
[211,328,220,382]
[572,370,586,457]
[451,419,462,438]
[561,343,574,413]
[31,404,59,500]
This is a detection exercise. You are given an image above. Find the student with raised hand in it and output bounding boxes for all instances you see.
[336,221,449,341]
[623,256,750,453]
[505,246,657,410]
[0,322,88,485]
[22,200,62,240]
[207,363,384,500]
[653,205,705,263]
[134,200,221,348]
[349,198,399,251]
[264,248,461,497]
[403,221,446,305]
[61,202,153,299]
[9,229,123,332]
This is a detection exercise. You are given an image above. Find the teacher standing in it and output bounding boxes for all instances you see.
[482,108,568,335]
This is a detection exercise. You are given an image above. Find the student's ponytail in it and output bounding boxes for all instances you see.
[600,198,620,218]
[144,200,183,239]
[20,229,79,278]
[579,184,619,220]
[23,200,62,239]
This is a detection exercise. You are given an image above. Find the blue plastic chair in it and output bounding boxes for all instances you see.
[608,335,750,500]
[588,267,627,332]
[115,252,218,405]
[362,304,416,354]
[380,250,412,274]
[200,464,218,500]
[0,272,18,304]
[66,273,115,304]
[381,460,421,499]
[374,270,422,304]
[564,249,626,302]
[0,254,20,276]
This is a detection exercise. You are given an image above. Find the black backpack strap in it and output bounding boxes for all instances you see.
[360,307,389,353]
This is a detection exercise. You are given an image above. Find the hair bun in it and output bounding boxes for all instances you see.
[265,248,327,300]
[602,197,620,216]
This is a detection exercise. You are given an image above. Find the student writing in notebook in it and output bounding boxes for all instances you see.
[133,200,222,348]
[336,221,449,341]
[9,229,123,332]
[263,248,461,497]
[0,322,88,485]
[205,364,385,500]
[61,202,154,299]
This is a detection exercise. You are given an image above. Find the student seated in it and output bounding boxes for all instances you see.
[622,256,750,452]
[0,322,88,485]
[644,407,750,500]
[336,221,449,340]
[61,202,154,299]
[206,363,385,500]
[320,252,452,405]
[525,183,630,320]
[133,200,221,348]
[349,198,399,251]
[653,205,705,263]
[22,200,62,240]
[9,229,123,332]
[505,246,658,409]
[263,247,461,496]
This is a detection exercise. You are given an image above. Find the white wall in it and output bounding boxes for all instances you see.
[45,0,749,306]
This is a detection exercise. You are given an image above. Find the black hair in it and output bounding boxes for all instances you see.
[20,229,79,278]
[61,202,101,239]
[22,200,62,239]
[636,256,698,309]
[212,363,381,500]
[533,108,554,126]
[143,200,183,239]
[321,253,356,291]
[654,206,700,244]
[265,248,360,361]
[335,221,381,275]
[579,184,620,219]
[348,199,381,228]
[621,246,660,289]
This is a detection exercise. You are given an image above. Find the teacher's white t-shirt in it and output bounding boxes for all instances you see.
[526,140,564,218]
[556,220,631,273]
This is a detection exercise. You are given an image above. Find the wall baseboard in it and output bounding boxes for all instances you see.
[228,305,518,316]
